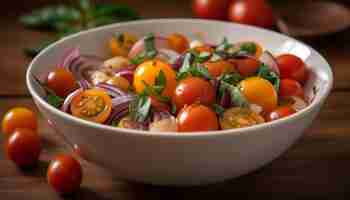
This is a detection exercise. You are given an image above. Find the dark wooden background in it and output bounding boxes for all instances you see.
[1,0,350,199]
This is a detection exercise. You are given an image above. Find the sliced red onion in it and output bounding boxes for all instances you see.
[59,48,81,70]
[128,36,170,58]
[96,83,127,97]
[172,53,186,71]
[220,90,231,108]
[61,89,83,113]
[106,95,136,124]
[107,108,129,125]
[259,51,280,75]
[116,70,134,83]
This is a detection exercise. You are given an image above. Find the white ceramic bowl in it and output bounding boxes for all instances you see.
[26,19,333,186]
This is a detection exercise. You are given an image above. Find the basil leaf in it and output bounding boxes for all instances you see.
[189,64,213,80]
[130,33,157,65]
[257,63,280,92]
[179,52,193,73]
[155,70,167,93]
[47,93,64,108]
[171,104,177,115]
[221,82,249,108]
[216,37,233,52]
[212,104,225,117]
[194,51,211,63]
[218,73,243,86]
[129,94,151,122]
[240,42,257,55]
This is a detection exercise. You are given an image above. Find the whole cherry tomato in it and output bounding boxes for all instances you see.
[231,57,260,77]
[110,32,138,57]
[2,107,37,137]
[177,104,219,132]
[228,0,275,28]
[167,33,190,53]
[266,106,296,121]
[276,54,308,83]
[47,68,78,97]
[173,77,215,110]
[47,154,82,194]
[279,79,304,99]
[204,60,236,77]
[5,128,41,168]
[192,0,230,20]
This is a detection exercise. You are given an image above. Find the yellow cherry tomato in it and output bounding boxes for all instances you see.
[133,60,177,98]
[109,33,137,57]
[2,107,38,137]
[240,77,277,113]
[167,33,190,53]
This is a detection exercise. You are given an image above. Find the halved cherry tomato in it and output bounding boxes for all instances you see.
[109,33,137,57]
[192,0,230,20]
[276,54,308,83]
[177,104,218,132]
[204,60,236,77]
[5,128,41,168]
[167,33,190,53]
[70,89,112,123]
[2,107,37,137]
[150,96,170,112]
[133,60,177,98]
[240,77,277,112]
[279,79,304,99]
[266,106,296,121]
[230,57,260,77]
[220,107,264,129]
[47,68,78,97]
[173,77,215,110]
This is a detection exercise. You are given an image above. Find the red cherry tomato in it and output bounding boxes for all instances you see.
[2,107,38,137]
[192,0,230,20]
[47,68,78,97]
[228,0,275,28]
[230,57,260,77]
[266,106,296,121]
[47,154,82,194]
[276,54,308,83]
[5,128,41,168]
[173,77,215,110]
[279,79,304,99]
[177,104,219,132]
[150,96,170,112]
[204,60,236,78]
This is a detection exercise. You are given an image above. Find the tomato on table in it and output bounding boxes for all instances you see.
[228,0,275,28]
[266,106,296,121]
[2,107,38,137]
[70,89,112,123]
[220,107,264,129]
[110,32,138,57]
[47,154,82,194]
[177,104,219,132]
[192,0,230,20]
[47,68,78,97]
[230,57,260,77]
[279,79,304,99]
[173,77,215,110]
[167,33,190,53]
[204,60,236,77]
[5,128,41,168]
[276,54,308,83]
[133,60,177,98]
[240,77,277,113]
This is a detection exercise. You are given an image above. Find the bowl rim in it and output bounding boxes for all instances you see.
[26,18,333,138]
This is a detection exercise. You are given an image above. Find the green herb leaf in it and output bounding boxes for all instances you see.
[218,73,243,86]
[155,70,167,93]
[129,94,151,122]
[171,104,177,115]
[220,82,249,108]
[240,42,257,55]
[130,33,157,65]
[257,63,280,92]
[216,37,233,52]
[189,64,213,80]
[47,93,64,108]
[212,104,225,117]
[194,51,211,63]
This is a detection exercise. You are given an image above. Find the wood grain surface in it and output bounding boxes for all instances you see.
[0,0,350,199]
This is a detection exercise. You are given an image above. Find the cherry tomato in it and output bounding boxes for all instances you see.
[134,60,177,98]
[279,79,304,99]
[5,128,41,168]
[231,57,260,77]
[204,60,236,77]
[177,104,219,132]
[194,45,214,54]
[47,154,82,194]
[167,33,190,53]
[173,77,215,110]
[106,75,130,91]
[192,0,230,20]
[2,107,37,137]
[220,107,264,129]
[240,77,277,112]
[47,68,77,97]
[150,96,170,112]
[70,89,112,123]
[110,32,137,57]
[228,0,275,28]
[266,106,296,121]
[276,54,308,83]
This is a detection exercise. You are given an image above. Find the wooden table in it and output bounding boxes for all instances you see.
[1,1,350,199]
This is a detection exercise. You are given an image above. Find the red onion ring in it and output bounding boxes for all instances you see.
[259,51,280,75]
[61,89,83,113]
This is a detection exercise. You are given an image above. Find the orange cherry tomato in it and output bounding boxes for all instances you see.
[150,96,171,112]
[276,54,308,84]
[47,68,78,97]
[230,57,260,77]
[2,107,38,137]
[167,33,190,53]
[279,79,304,99]
[220,107,265,129]
[47,154,82,194]
[266,106,296,121]
[133,60,177,98]
[173,77,215,110]
[240,77,277,113]
[5,128,41,168]
[70,89,112,123]
[177,104,219,132]
[228,0,275,28]
[109,32,137,57]
[204,60,236,77]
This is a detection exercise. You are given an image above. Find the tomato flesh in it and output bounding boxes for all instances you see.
[266,106,296,121]
[2,107,37,137]
[220,107,264,129]
[47,68,78,97]
[276,54,307,83]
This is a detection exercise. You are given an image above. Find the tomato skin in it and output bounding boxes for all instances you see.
[47,154,82,194]
[192,0,230,20]
[5,128,41,168]
[266,106,296,121]
[177,104,219,132]
[173,77,215,110]
[231,57,260,77]
[167,33,190,53]
[150,96,171,112]
[2,107,37,137]
[110,33,137,57]
[47,68,78,97]
[279,79,304,99]
[228,0,275,28]
[204,60,236,77]
[276,54,307,83]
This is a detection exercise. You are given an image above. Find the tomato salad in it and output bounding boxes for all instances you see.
[33,33,310,132]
